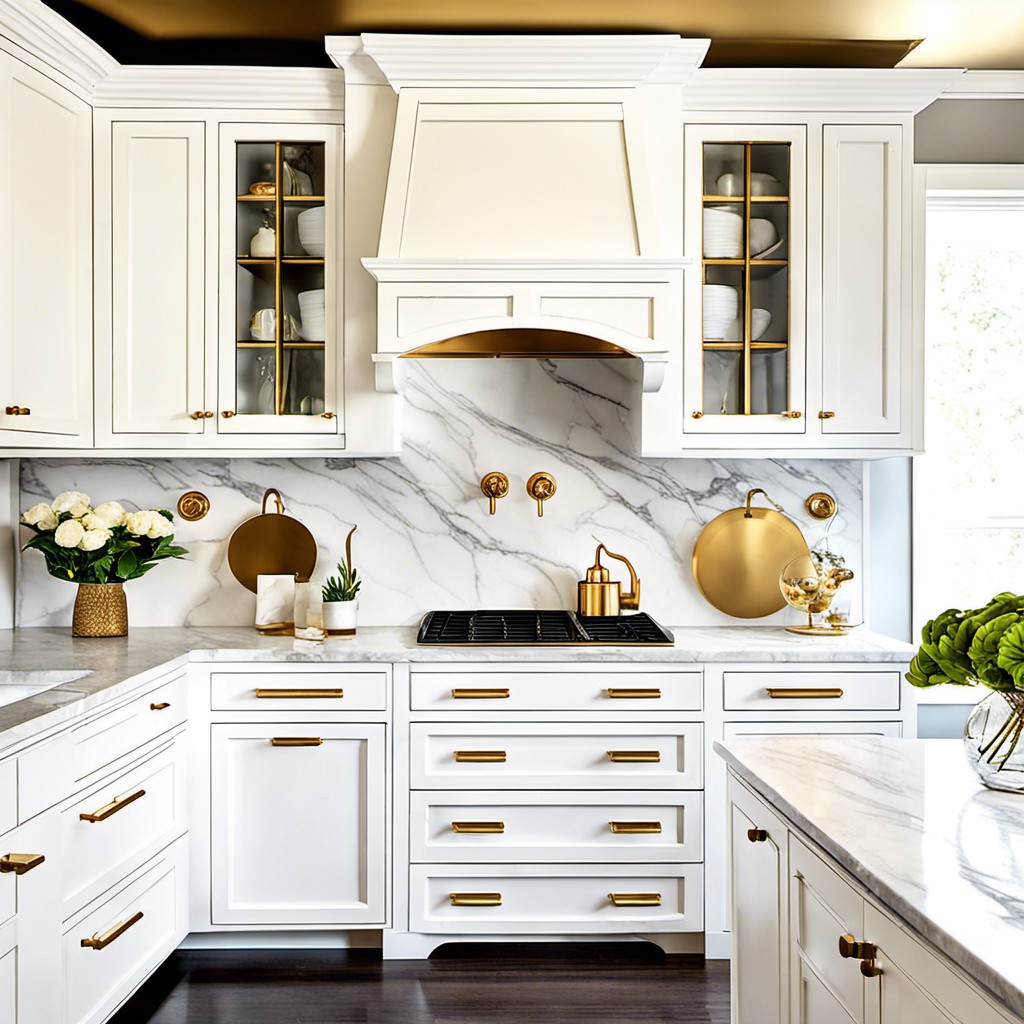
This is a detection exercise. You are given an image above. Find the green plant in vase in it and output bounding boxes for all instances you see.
[321,525,360,637]
[909,591,1024,791]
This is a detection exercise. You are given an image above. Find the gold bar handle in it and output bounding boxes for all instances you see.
[0,853,45,875]
[608,892,662,907]
[150,702,171,711]
[609,821,663,835]
[606,688,662,699]
[255,688,344,699]
[607,750,661,763]
[452,821,505,834]
[449,892,502,907]
[765,687,843,699]
[454,750,507,763]
[81,910,144,950]
[451,688,510,699]
[80,789,146,823]
[271,737,323,747]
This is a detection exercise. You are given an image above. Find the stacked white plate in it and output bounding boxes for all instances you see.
[298,288,325,341]
[703,206,743,258]
[703,284,738,339]
[297,205,325,257]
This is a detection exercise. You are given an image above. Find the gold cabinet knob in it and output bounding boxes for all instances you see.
[480,472,509,515]
[189,410,205,420]
[4,406,29,416]
[819,410,836,420]
[747,827,769,843]
[838,934,878,960]
[221,410,236,418]
[692,410,704,419]
[321,411,336,419]
[203,410,214,418]
[782,410,802,419]
[526,472,556,517]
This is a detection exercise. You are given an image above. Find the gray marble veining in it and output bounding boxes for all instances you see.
[17,359,863,629]
[716,736,1024,1019]
[0,624,911,752]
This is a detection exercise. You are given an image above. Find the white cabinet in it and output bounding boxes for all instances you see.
[96,118,208,442]
[210,722,386,925]
[0,53,92,447]
[821,125,907,443]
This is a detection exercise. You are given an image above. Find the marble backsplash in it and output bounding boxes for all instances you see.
[15,360,863,628]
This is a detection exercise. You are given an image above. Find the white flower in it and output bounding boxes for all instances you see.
[21,502,58,531]
[54,519,86,548]
[78,528,111,552]
[51,490,91,518]
[125,510,173,540]
[89,501,126,528]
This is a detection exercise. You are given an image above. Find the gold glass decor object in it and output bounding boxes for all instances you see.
[778,554,854,636]
[72,583,128,638]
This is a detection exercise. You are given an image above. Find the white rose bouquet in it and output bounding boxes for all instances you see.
[21,491,187,584]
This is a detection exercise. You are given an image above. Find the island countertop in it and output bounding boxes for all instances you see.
[0,624,914,752]
[715,735,1024,1019]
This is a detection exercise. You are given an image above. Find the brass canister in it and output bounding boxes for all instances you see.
[72,583,128,638]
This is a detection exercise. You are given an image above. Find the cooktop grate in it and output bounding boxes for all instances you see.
[416,610,673,646]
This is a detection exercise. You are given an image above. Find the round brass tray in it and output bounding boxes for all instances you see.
[227,487,317,594]
[692,488,810,619]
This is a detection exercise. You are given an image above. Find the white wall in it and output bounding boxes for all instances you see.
[14,359,863,628]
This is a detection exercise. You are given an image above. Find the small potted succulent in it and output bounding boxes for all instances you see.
[321,526,361,637]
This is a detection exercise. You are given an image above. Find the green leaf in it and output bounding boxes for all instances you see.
[997,621,1024,690]
[116,550,138,579]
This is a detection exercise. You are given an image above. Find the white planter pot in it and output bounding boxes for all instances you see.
[323,599,358,637]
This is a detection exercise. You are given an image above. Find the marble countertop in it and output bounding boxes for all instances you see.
[716,735,1024,1019]
[0,624,913,753]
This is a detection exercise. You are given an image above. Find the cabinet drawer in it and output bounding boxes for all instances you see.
[724,721,902,742]
[61,740,185,914]
[723,670,900,712]
[63,837,187,1024]
[410,666,702,712]
[410,790,703,863]
[410,723,702,790]
[210,669,387,712]
[410,863,703,934]
[0,759,15,838]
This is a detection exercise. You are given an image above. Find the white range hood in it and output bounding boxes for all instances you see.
[327,34,704,398]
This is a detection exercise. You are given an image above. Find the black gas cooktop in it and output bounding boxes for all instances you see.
[416,610,674,646]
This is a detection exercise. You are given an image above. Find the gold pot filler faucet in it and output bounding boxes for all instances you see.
[577,540,640,617]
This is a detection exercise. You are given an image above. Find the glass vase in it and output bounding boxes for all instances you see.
[964,690,1024,793]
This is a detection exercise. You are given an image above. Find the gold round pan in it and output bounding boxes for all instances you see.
[692,488,809,619]
[227,487,318,593]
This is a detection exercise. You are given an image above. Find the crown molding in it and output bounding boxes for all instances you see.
[0,0,117,96]
[938,69,1024,100]
[330,34,710,90]
[683,67,965,113]
[92,65,345,110]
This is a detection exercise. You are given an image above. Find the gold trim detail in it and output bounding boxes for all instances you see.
[449,892,502,906]
[454,750,507,763]
[451,688,511,699]
[0,853,45,875]
[177,491,211,522]
[80,789,146,823]
[81,911,144,950]
[402,329,633,360]
[451,821,505,834]
[765,687,843,699]
[608,892,662,907]
[255,688,344,698]
[607,750,661,763]
[609,821,663,834]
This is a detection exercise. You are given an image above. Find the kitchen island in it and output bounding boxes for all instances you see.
[716,735,1024,1023]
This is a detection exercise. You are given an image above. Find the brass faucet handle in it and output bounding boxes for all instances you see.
[480,472,510,516]
[526,472,557,517]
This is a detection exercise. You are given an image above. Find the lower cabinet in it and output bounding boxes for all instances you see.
[210,723,386,925]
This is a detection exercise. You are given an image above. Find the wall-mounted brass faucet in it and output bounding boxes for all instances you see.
[526,472,557,517]
[480,472,510,515]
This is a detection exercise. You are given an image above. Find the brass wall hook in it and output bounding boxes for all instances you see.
[806,492,837,520]
[526,472,557,517]
[480,472,509,516]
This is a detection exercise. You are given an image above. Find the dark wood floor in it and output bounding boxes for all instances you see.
[110,944,730,1024]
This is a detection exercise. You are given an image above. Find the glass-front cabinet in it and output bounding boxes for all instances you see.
[218,123,342,435]
[684,125,806,435]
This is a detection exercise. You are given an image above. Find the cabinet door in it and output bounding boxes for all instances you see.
[210,723,385,925]
[821,125,905,440]
[729,778,788,1024]
[0,55,92,443]
[106,121,207,437]
[684,124,807,437]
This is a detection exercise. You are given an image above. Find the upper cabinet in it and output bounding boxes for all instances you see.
[0,52,92,446]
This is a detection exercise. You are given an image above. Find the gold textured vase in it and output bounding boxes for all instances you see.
[72,583,128,638]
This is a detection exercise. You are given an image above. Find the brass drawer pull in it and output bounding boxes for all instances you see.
[255,688,344,699]
[80,789,146,823]
[838,934,878,960]
[747,828,769,843]
[819,410,836,420]
[81,910,144,950]
[451,688,510,699]
[609,821,662,835]
[271,737,323,747]
[609,892,662,907]
[221,410,236,418]
[0,853,45,875]
[454,750,507,763]
[450,892,502,907]
[5,407,30,416]
[765,687,843,699]
[606,688,662,699]
[607,750,661,763]
[150,702,171,711]
[452,821,505,834]
[782,410,802,419]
